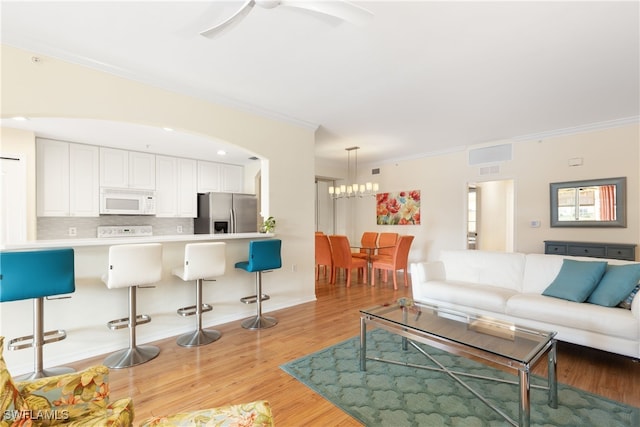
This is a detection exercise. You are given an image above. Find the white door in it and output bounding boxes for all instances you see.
[1,155,27,244]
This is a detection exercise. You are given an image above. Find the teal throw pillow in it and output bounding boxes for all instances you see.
[543,259,607,302]
[588,264,640,307]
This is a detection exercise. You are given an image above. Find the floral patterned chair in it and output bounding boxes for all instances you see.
[138,400,274,427]
[0,336,134,426]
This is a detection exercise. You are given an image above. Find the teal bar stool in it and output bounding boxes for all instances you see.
[235,239,282,330]
[173,242,226,347]
[0,248,75,380]
[102,243,163,369]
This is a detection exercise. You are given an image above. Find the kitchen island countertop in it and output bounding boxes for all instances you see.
[1,232,274,250]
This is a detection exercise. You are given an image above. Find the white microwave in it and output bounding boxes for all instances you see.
[100,188,156,215]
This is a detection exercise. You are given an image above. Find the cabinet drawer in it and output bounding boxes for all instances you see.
[568,245,606,258]
[545,244,567,255]
[606,247,635,261]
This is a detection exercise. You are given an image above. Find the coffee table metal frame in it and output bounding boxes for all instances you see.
[360,302,557,427]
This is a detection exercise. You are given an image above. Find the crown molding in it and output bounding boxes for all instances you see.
[512,116,639,142]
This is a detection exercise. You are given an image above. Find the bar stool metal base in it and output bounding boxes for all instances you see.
[241,315,278,330]
[104,345,160,369]
[15,366,75,381]
[177,329,221,347]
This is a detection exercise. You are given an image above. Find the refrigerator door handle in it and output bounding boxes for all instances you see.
[230,208,236,233]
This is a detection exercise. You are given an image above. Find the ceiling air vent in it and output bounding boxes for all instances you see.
[468,143,512,165]
[479,165,500,175]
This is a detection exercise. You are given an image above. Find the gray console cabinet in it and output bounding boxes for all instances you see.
[544,240,636,261]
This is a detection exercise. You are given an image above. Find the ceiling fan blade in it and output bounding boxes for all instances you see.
[278,1,373,25]
[200,0,256,38]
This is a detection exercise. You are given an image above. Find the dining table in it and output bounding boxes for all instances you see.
[351,243,395,284]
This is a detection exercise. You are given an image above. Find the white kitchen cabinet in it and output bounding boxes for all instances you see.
[221,164,244,193]
[129,151,156,190]
[197,161,244,193]
[99,147,128,188]
[37,139,99,217]
[100,147,155,189]
[177,158,197,217]
[69,143,100,216]
[197,160,221,192]
[156,156,197,217]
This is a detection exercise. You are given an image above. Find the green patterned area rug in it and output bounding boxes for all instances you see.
[281,329,639,427]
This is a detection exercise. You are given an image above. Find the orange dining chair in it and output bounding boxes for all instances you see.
[353,232,379,260]
[373,232,399,261]
[371,232,399,281]
[328,235,367,287]
[315,233,334,282]
[372,235,414,290]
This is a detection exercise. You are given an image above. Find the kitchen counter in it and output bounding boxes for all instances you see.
[1,232,273,250]
[1,231,317,376]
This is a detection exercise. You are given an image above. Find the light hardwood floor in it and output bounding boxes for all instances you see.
[67,271,639,425]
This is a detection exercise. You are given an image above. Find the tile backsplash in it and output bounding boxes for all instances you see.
[37,216,194,240]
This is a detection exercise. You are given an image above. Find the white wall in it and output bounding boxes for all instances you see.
[0,127,37,240]
[0,44,317,256]
[317,123,640,263]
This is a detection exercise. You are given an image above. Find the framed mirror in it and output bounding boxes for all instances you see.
[550,177,626,227]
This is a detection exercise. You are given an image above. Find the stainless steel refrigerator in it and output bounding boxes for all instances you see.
[194,192,258,234]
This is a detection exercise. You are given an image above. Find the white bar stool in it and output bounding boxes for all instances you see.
[102,243,163,369]
[172,242,226,347]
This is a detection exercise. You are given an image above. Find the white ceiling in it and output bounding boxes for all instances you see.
[1,1,638,166]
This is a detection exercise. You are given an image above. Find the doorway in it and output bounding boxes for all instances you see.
[1,154,27,245]
[467,179,514,252]
[315,178,335,235]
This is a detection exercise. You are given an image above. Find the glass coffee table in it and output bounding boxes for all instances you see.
[360,299,557,427]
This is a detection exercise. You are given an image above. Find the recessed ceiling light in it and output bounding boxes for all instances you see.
[12,116,28,121]
[217,150,227,156]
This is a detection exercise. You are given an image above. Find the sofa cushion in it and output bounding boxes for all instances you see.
[587,264,640,307]
[1,335,134,426]
[506,294,638,340]
[619,284,640,309]
[138,400,274,427]
[417,280,518,313]
[0,336,27,414]
[523,253,638,294]
[440,250,526,292]
[542,259,607,302]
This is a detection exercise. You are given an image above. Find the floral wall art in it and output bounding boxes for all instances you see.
[376,190,421,225]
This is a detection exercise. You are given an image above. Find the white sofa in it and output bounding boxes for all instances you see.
[410,250,640,359]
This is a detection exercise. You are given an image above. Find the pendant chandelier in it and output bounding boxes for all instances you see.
[329,146,379,199]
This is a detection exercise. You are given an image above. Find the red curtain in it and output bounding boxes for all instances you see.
[599,185,615,221]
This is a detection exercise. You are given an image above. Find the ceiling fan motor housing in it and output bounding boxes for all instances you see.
[256,0,281,9]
